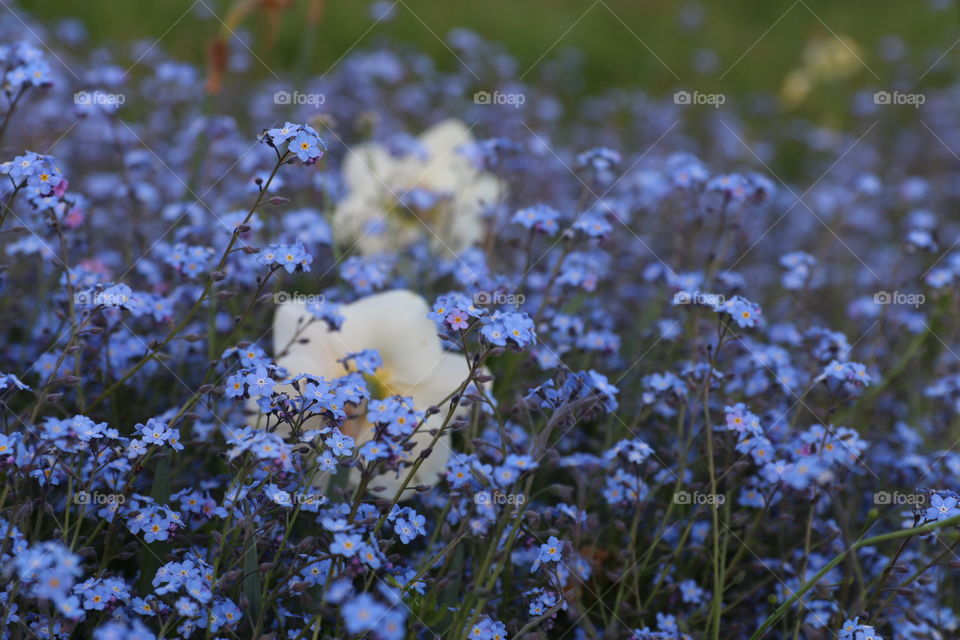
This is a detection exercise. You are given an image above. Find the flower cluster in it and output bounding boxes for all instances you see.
[1,5,960,640]
[261,121,327,164]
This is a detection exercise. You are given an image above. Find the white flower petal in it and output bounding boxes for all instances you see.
[331,119,502,254]
[264,289,475,501]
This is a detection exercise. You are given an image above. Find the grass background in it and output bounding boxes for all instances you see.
[17,0,960,116]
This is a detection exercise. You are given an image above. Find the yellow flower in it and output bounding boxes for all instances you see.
[780,35,863,107]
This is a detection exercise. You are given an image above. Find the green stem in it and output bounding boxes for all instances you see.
[749,513,960,640]
[87,151,289,411]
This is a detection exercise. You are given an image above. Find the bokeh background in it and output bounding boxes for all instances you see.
[19,0,960,121]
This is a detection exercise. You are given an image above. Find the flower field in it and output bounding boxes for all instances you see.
[1,2,960,639]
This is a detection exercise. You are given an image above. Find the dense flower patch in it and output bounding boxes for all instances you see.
[1,6,960,640]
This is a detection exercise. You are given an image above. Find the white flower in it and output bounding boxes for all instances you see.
[333,119,502,254]
[268,289,474,498]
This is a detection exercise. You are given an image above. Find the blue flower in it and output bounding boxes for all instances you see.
[290,130,325,163]
[531,536,563,572]
[324,429,355,457]
[341,349,383,375]
[927,493,960,521]
[394,518,417,544]
[512,203,560,235]
[142,514,171,543]
[0,372,29,391]
[264,122,299,145]
[572,210,612,238]
[306,299,345,330]
[137,418,170,446]
[713,295,762,328]
[482,311,536,349]
[340,255,392,293]
[258,240,312,273]
[243,365,275,397]
[679,579,704,604]
[330,532,363,557]
[224,371,246,398]
[379,609,407,640]
[359,439,390,462]
[341,593,387,634]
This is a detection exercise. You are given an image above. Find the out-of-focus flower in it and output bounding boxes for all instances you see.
[780,35,864,106]
[333,119,502,254]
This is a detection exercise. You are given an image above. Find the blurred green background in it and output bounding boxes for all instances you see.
[18,0,960,110]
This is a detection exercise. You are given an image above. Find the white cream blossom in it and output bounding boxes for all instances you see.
[333,118,502,254]
[269,289,474,498]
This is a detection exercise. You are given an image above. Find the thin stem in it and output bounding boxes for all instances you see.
[749,513,960,640]
[87,151,289,411]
